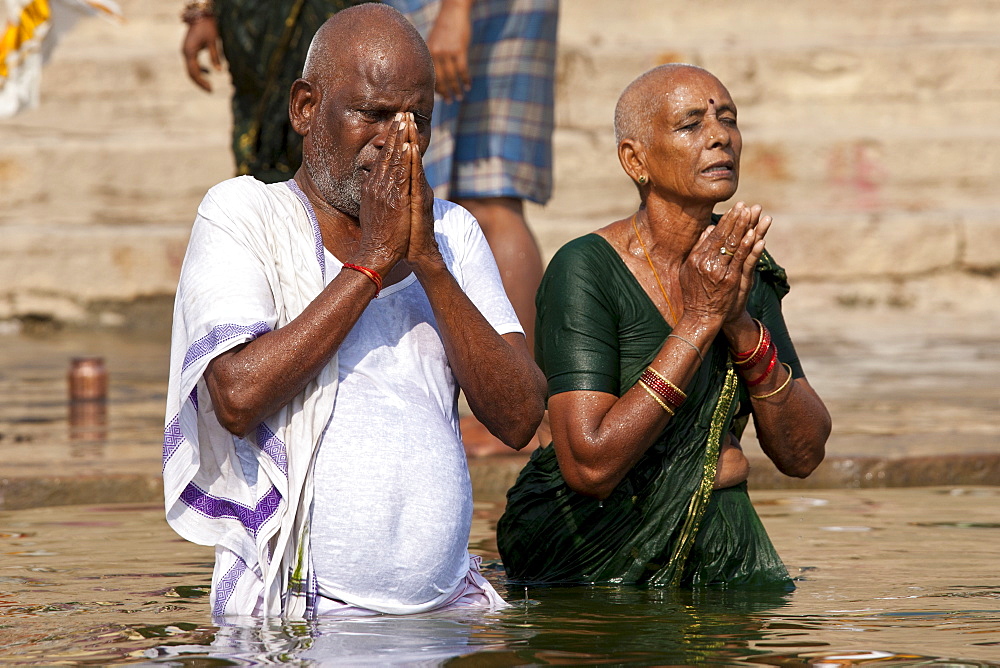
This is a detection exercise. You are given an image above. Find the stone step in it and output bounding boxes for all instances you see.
[3,210,995,323]
[0,224,190,323]
[527,210,1000,316]
[559,0,1000,48]
[555,44,1000,132]
[0,93,228,137]
[41,27,233,100]
[0,137,231,225]
[542,127,1000,219]
[33,2,999,135]
[3,125,996,230]
[35,33,999,112]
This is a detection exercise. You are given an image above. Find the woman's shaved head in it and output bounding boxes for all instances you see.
[614,63,714,146]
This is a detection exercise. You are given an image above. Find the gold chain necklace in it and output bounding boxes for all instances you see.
[631,213,678,326]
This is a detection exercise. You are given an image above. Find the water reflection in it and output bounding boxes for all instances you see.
[489,584,796,665]
[67,356,109,452]
[69,399,108,451]
[130,587,796,666]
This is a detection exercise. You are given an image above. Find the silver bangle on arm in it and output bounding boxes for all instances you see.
[667,333,704,362]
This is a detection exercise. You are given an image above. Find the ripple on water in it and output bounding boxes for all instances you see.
[1,489,999,665]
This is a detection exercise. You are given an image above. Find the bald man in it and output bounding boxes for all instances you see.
[163,3,545,619]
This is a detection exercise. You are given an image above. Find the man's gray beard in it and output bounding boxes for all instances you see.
[305,156,362,219]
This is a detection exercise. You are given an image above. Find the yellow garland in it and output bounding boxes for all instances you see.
[0,0,51,80]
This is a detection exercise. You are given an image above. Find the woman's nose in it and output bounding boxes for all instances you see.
[705,117,731,149]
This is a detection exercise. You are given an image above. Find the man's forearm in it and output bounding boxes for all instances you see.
[204,267,379,436]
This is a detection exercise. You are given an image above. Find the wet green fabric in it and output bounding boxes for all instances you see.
[496,233,796,588]
[216,0,373,183]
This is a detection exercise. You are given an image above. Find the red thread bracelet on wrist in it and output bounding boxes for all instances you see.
[342,262,383,296]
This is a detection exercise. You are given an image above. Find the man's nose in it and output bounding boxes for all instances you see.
[373,122,393,150]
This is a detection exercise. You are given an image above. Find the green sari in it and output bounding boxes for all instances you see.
[496,233,799,588]
[215,0,372,183]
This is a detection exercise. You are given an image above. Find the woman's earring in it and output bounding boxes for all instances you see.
[638,175,647,184]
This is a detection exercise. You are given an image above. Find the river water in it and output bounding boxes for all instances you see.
[2,487,998,665]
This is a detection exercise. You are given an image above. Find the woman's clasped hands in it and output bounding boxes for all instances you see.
[678,201,772,327]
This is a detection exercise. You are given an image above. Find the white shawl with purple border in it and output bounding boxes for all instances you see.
[163,176,335,619]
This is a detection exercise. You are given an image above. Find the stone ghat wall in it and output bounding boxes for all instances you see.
[0,0,997,328]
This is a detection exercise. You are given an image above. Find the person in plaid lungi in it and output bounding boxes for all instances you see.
[385,0,558,352]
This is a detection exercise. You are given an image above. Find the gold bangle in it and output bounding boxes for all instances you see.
[645,366,687,399]
[732,318,765,365]
[750,363,794,399]
[639,379,675,416]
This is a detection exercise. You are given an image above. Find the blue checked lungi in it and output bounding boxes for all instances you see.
[385,0,558,204]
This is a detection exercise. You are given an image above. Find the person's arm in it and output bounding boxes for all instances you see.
[714,435,750,489]
[426,0,473,102]
[723,313,829,478]
[205,115,415,436]
[181,1,222,92]
[404,116,546,449]
[551,204,765,499]
[721,209,830,478]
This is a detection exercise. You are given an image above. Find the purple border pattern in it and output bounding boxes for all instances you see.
[180,483,282,536]
[163,414,182,468]
[213,555,246,617]
[285,179,327,282]
[182,321,272,373]
[255,422,289,477]
[162,389,200,468]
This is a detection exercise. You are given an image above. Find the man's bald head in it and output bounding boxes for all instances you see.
[302,3,433,86]
[614,64,715,146]
[289,3,435,220]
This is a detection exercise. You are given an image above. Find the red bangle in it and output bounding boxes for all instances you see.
[639,367,686,410]
[734,324,772,368]
[733,319,763,359]
[746,345,778,387]
[342,262,383,296]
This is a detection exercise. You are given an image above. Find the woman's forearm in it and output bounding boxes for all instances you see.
[751,375,830,477]
[549,316,721,499]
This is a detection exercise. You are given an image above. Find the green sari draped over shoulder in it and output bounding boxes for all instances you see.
[215,0,373,182]
[496,233,801,588]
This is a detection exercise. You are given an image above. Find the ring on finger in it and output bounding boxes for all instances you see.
[720,246,730,256]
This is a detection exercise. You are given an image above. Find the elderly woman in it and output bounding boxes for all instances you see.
[496,65,831,588]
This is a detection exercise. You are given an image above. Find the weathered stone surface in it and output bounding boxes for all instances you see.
[0,140,229,225]
[779,271,1000,314]
[0,226,189,313]
[0,474,163,511]
[763,211,963,279]
[0,0,998,324]
[558,0,999,47]
[960,211,1000,270]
